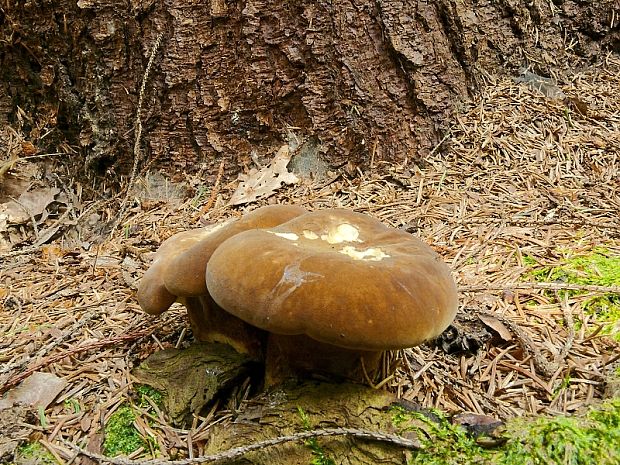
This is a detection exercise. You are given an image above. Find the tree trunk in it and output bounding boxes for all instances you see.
[1,1,618,176]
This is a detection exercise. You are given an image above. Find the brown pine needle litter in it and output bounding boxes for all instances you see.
[1,56,620,463]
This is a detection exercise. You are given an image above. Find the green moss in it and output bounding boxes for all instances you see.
[103,405,146,457]
[297,407,336,465]
[524,249,620,339]
[526,248,620,287]
[102,389,163,458]
[392,407,482,465]
[501,399,620,465]
[521,255,538,267]
[136,384,163,408]
[15,442,56,464]
[393,399,620,465]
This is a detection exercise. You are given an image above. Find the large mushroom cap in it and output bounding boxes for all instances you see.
[206,209,458,351]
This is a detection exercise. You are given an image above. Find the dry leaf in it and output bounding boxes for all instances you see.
[0,372,67,410]
[229,146,299,206]
[0,187,60,226]
[21,141,37,156]
[41,244,64,262]
[479,314,513,342]
[76,432,104,465]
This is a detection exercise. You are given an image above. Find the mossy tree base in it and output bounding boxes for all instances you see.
[132,342,254,425]
[204,381,423,465]
[129,342,620,464]
[132,342,426,463]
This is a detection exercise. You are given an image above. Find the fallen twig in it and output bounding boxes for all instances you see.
[193,160,225,223]
[462,217,620,231]
[0,245,41,262]
[481,312,559,378]
[554,291,575,364]
[461,282,620,294]
[62,427,421,465]
[0,309,98,376]
[1,322,161,395]
[111,32,164,236]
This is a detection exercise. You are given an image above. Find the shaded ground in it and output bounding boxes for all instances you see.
[1,57,619,463]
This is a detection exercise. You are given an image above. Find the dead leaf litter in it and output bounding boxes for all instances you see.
[1,58,620,462]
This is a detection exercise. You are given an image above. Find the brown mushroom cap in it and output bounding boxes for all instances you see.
[138,228,218,315]
[137,204,309,355]
[138,204,307,315]
[162,204,307,297]
[205,209,458,351]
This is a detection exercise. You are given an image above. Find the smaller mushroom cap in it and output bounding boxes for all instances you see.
[163,204,307,297]
[138,228,218,315]
[206,209,458,351]
[138,205,307,316]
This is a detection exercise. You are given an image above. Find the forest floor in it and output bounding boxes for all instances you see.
[1,57,620,464]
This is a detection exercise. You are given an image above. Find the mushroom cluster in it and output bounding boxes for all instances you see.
[138,205,307,355]
[138,206,458,385]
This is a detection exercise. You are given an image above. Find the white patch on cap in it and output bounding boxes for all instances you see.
[302,230,319,240]
[204,218,234,235]
[268,231,299,241]
[339,246,390,261]
[270,263,324,309]
[321,223,361,244]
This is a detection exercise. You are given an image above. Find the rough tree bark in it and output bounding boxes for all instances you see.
[1,1,618,177]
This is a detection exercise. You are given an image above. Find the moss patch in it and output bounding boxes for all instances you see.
[135,384,163,408]
[14,442,57,465]
[393,407,481,465]
[394,398,620,465]
[103,405,146,457]
[525,248,620,339]
[102,387,164,457]
[526,248,620,287]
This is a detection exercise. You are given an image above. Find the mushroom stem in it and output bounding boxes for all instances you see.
[264,334,382,387]
[180,295,266,359]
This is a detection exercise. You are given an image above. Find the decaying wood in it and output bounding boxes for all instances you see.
[63,425,420,465]
[132,343,253,425]
[200,381,421,465]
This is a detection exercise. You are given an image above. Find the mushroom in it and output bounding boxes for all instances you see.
[205,208,458,384]
[137,204,307,354]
